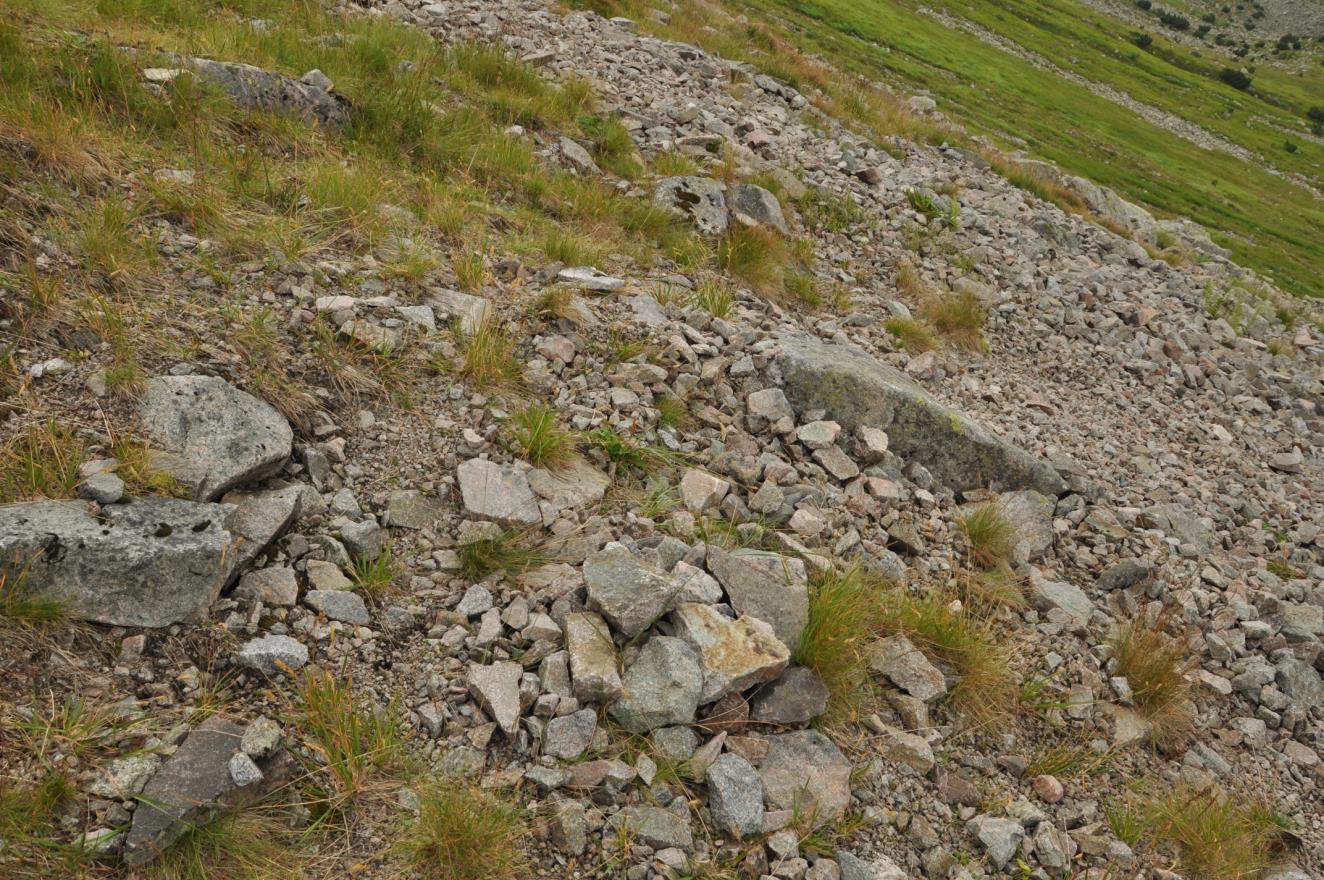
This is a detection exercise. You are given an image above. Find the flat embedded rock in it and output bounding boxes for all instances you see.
[0,499,235,627]
[869,634,947,703]
[527,457,610,514]
[237,634,308,676]
[671,602,789,703]
[758,730,852,825]
[304,589,369,625]
[584,543,683,638]
[565,612,623,702]
[775,334,1065,495]
[457,458,541,525]
[468,661,523,736]
[705,547,809,648]
[605,805,694,851]
[139,375,293,501]
[222,485,302,573]
[749,666,829,725]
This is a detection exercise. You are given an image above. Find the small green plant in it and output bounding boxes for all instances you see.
[350,545,398,597]
[957,503,1017,569]
[691,279,733,317]
[883,317,936,353]
[586,426,685,473]
[1110,613,1195,751]
[395,781,529,880]
[456,529,550,581]
[299,670,406,810]
[453,248,488,292]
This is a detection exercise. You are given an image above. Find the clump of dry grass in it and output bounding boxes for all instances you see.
[1117,785,1289,880]
[1110,612,1195,751]
[0,419,86,503]
[922,290,987,352]
[457,528,550,581]
[142,809,305,880]
[957,503,1016,569]
[395,782,529,880]
[452,317,522,391]
[509,404,576,468]
[298,670,406,812]
[794,567,889,726]
[716,225,787,295]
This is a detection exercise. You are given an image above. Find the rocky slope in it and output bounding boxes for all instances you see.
[1,0,1322,878]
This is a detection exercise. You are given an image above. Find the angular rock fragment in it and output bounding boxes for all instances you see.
[565,612,623,702]
[457,459,541,525]
[758,730,852,824]
[749,667,829,725]
[139,375,293,501]
[467,661,523,736]
[654,176,728,236]
[671,602,790,703]
[869,635,947,703]
[609,636,703,733]
[706,547,809,648]
[584,543,683,638]
[706,752,764,838]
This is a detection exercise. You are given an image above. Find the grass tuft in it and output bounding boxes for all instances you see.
[0,559,65,626]
[794,567,888,725]
[350,545,398,597]
[883,316,935,353]
[0,420,86,503]
[509,404,576,469]
[957,503,1016,569]
[716,225,787,295]
[921,290,987,352]
[299,670,406,811]
[1110,613,1195,751]
[395,782,529,880]
[142,810,304,880]
[456,529,550,581]
[586,426,686,474]
[453,317,521,391]
[691,279,733,317]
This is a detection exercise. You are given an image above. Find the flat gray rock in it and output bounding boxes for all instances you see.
[654,176,728,236]
[705,547,809,648]
[0,499,235,627]
[869,634,947,703]
[457,459,541,525]
[706,752,764,838]
[775,334,1065,495]
[139,375,292,501]
[233,566,298,606]
[179,57,349,127]
[967,814,1025,869]
[565,612,623,702]
[609,636,703,733]
[527,458,610,514]
[729,182,788,234]
[222,485,302,573]
[303,589,369,625]
[544,708,597,760]
[384,489,446,530]
[837,850,907,880]
[123,717,287,866]
[749,667,829,725]
[584,543,683,638]
[758,730,852,825]
[1028,570,1093,627]
[605,805,694,851]
[237,634,308,676]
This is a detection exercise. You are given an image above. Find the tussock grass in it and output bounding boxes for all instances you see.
[452,248,488,292]
[1027,741,1112,779]
[894,260,927,298]
[956,565,1026,613]
[651,150,701,176]
[456,528,550,581]
[0,770,79,877]
[1110,612,1195,751]
[142,809,305,880]
[396,782,529,880]
[921,290,987,353]
[510,404,576,469]
[0,420,86,503]
[656,395,690,430]
[887,590,1018,725]
[691,278,733,317]
[795,567,888,725]
[716,225,787,295]
[957,503,1016,569]
[1117,786,1289,880]
[299,670,406,812]
[527,287,575,322]
[308,320,413,405]
[110,433,187,497]
[883,316,935,353]
[453,317,521,391]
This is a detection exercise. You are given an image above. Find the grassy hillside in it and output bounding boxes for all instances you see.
[581,0,1324,298]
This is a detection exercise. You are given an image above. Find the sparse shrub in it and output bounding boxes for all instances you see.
[1158,11,1190,30]
[1219,68,1252,90]
[0,420,86,502]
[1133,32,1154,48]
[958,503,1017,569]
[1122,786,1289,880]
[395,782,529,880]
[921,290,987,352]
[883,317,936,353]
[509,404,575,468]
[1110,612,1195,750]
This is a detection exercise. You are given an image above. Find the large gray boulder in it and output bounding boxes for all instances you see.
[774,335,1065,495]
[139,375,293,501]
[0,499,235,627]
[654,176,728,236]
